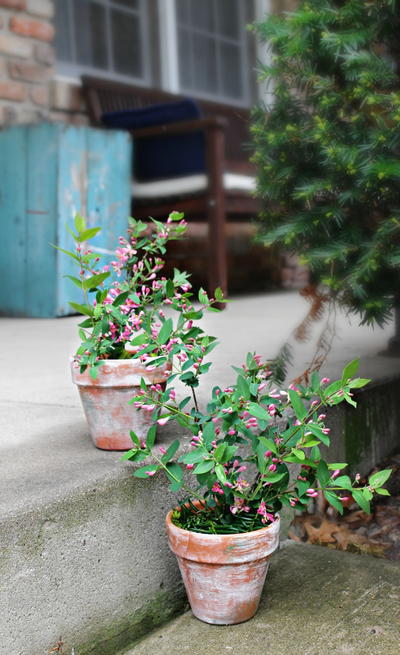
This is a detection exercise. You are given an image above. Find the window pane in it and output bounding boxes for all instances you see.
[73,0,108,69]
[190,0,215,32]
[176,0,190,24]
[217,0,240,40]
[54,0,72,62]
[111,9,143,77]
[177,27,192,89]
[192,33,217,94]
[219,42,242,99]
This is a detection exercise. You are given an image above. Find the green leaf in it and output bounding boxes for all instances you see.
[349,378,370,389]
[69,301,94,317]
[333,475,353,491]
[146,425,157,450]
[324,380,343,398]
[165,462,183,491]
[317,460,330,486]
[369,469,392,489]
[133,465,158,478]
[363,488,373,501]
[237,375,250,400]
[161,439,180,464]
[215,464,227,485]
[323,491,344,514]
[202,422,215,445]
[76,226,101,242]
[120,448,138,461]
[129,333,148,346]
[375,487,390,496]
[341,359,359,382]
[178,449,205,464]
[288,389,307,420]
[194,460,214,474]
[82,272,110,290]
[198,287,208,304]
[259,436,277,454]
[263,471,285,484]
[49,243,80,263]
[352,489,370,514]
[113,291,130,306]
[129,431,140,447]
[291,448,305,461]
[213,443,227,463]
[158,318,173,345]
[74,213,86,233]
[247,402,270,421]
[215,287,224,301]
[64,274,83,288]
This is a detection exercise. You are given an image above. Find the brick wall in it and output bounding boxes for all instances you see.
[0,0,87,126]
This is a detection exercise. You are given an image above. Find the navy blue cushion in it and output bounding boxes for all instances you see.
[102,99,205,182]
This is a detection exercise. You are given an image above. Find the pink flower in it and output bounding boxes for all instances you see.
[318,414,326,420]
[212,482,224,495]
[264,450,273,458]
[306,488,319,498]
[268,463,277,472]
[158,446,167,455]
[268,404,277,416]
[331,469,340,479]
[186,463,194,470]
[321,377,330,384]
[145,470,156,477]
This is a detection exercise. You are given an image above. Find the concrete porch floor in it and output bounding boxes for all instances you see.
[125,541,400,655]
[1,291,400,655]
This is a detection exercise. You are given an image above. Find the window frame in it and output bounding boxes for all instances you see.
[54,0,267,108]
[55,0,152,88]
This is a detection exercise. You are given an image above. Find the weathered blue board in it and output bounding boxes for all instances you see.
[0,123,132,317]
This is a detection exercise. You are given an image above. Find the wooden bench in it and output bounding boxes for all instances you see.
[82,76,260,300]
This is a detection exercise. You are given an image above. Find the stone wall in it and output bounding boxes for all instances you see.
[0,0,87,126]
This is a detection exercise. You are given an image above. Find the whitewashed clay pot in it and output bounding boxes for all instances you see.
[166,510,280,625]
[71,359,170,451]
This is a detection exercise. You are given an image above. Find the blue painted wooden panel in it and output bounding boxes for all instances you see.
[0,123,132,317]
[26,124,58,317]
[0,126,28,315]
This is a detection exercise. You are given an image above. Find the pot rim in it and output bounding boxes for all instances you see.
[165,506,280,540]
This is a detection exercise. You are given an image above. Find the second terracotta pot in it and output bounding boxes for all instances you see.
[71,358,170,450]
[166,509,280,625]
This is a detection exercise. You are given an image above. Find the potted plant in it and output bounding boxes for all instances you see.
[57,212,224,450]
[122,356,392,624]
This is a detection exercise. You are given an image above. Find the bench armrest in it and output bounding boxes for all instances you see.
[130,117,227,139]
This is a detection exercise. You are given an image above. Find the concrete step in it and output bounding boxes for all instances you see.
[123,542,400,655]
[1,292,400,655]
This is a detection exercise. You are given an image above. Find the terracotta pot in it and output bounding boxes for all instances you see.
[71,358,170,451]
[166,509,280,625]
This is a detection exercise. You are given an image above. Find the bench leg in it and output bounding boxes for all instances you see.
[206,125,227,309]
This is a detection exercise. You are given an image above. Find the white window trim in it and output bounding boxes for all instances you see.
[255,0,274,104]
[158,0,254,108]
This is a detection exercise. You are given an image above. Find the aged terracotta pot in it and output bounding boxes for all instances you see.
[166,509,280,625]
[71,358,170,451]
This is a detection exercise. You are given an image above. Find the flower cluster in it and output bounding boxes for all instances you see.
[58,212,224,384]
[123,356,392,534]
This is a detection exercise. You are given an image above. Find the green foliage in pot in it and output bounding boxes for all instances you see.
[55,212,224,387]
[123,356,392,534]
[252,0,400,326]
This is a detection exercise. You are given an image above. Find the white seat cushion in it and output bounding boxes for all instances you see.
[133,172,256,199]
